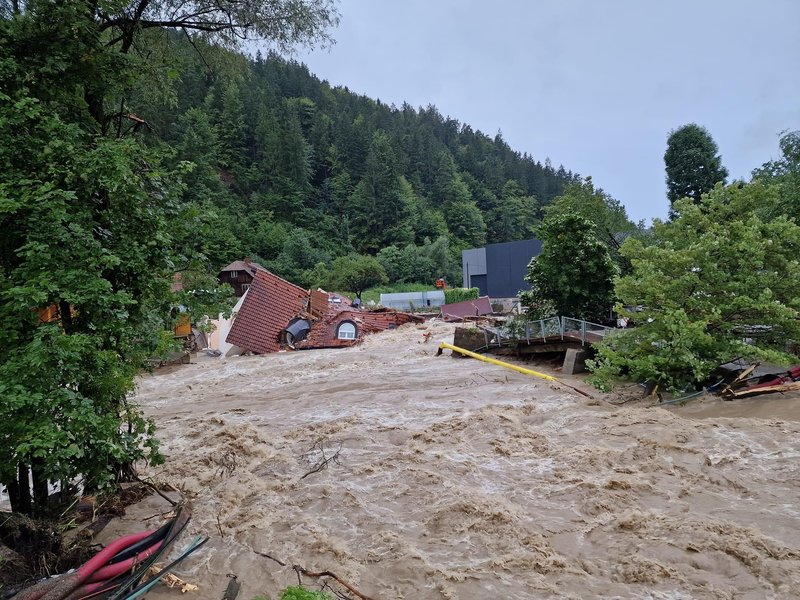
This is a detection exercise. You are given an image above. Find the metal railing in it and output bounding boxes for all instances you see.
[484,316,613,348]
[523,316,564,343]
[561,317,613,344]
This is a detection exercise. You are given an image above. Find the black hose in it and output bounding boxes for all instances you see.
[107,521,172,564]
[117,536,209,600]
[106,502,192,600]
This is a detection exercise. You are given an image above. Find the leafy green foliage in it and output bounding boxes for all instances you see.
[279,587,332,600]
[322,255,388,299]
[665,123,729,211]
[0,90,170,511]
[486,180,539,242]
[544,177,641,268]
[588,181,800,392]
[444,287,480,304]
[752,130,800,219]
[376,236,459,286]
[520,214,617,322]
[0,0,328,515]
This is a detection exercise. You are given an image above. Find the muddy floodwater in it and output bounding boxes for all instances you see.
[135,322,800,599]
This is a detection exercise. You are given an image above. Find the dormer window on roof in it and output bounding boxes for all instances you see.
[337,321,356,340]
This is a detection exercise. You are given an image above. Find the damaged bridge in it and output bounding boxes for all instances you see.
[453,316,615,374]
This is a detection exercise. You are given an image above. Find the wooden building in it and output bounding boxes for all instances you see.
[218,259,268,297]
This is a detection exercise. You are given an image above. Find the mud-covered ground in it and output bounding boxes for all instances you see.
[135,322,800,599]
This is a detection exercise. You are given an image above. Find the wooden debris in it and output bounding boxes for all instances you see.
[148,563,199,593]
[724,380,800,399]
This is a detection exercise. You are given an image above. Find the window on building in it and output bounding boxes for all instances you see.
[241,283,251,292]
[229,270,238,278]
[337,321,356,340]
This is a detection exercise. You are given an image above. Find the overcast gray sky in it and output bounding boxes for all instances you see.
[292,0,800,223]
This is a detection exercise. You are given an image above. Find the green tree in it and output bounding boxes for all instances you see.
[486,180,539,242]
[0,0,338,515]
[0,97,171,514]
[665,123,729,213]
[347,131,413,253]
[443,201,487,248]
[544,177,640,268]
[325,255,388,299]
[216,80,246,168]
[269,229,329,287]
[430,151,471,206]
[521,213,617,322]
[752,130,800,219]
[588,182,800,393]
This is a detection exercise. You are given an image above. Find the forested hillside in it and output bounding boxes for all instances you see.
[133,38,579,286]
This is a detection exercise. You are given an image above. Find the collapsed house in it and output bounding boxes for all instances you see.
[224,270,422,354]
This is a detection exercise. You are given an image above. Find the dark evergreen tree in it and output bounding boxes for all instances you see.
[665,124,729,211]
[347,131,413,253]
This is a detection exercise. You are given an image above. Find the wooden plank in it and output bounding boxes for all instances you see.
[727,380,800,399]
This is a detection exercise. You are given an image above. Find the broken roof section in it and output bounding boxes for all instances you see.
[225,270,308,353]
[440,296,493,320]
[225,269,422,354]
[296,307,422,350]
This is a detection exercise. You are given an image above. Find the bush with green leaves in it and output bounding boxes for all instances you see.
[444,287,480,304]
[280,587,333,600]
[251,587,333,600]
[521,213,617,322]
[588,181,800,392]
[321,254,388,300]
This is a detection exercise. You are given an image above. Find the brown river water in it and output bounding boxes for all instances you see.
[133,321,800,599]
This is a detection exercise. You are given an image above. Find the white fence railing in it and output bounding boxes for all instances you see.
[561,317,614,344]
[483,316,613,348]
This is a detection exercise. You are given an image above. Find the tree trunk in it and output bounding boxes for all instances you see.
[58,299,74,334]
[12,464,32,515]
[31,460,49,517]
[6,474,21,515]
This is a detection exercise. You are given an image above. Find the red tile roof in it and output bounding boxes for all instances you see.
[226,273,423,353]
[297,308,422,349]
[225,270,308,353]
[441,296,493,320]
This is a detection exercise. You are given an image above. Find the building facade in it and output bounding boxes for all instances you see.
[461,238,543,298]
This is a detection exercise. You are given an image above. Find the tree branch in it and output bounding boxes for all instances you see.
[293,566,376,600]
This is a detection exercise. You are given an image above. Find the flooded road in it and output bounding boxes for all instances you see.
[135,322,800,599]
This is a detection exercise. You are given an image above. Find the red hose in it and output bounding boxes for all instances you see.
[85,540,163,583]
[62,580,117,600]
[74,529,155,581]
[17,528,155,600]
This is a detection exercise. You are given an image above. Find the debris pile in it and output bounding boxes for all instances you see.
[722,364,800,399]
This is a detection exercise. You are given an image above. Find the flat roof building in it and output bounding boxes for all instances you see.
[462,238,543,298]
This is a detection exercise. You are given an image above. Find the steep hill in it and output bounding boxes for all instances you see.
[135,40,580,286]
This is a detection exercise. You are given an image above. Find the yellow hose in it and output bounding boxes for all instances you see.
[438,342,592,398]
[438,342,557,380]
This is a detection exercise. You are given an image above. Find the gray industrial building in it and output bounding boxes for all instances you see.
[461,238,543,298]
